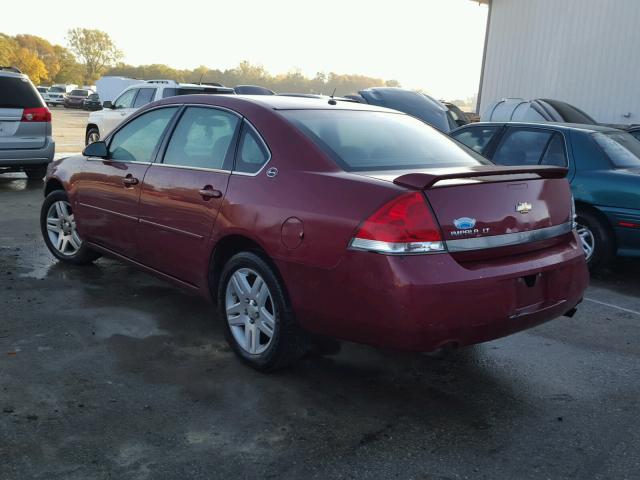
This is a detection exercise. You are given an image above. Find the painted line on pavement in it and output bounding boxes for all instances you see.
[584,297,640,316]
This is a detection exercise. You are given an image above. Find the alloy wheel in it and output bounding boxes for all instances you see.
[46,200,82,256]
[576,223,595,261]
[225,268,276,355]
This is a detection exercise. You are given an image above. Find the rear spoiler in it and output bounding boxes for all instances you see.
[393,165,568,190]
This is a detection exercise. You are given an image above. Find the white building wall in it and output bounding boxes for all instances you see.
[479,0,640,124]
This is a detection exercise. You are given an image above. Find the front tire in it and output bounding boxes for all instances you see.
[576,208,614,271]
[41,190,101,265]
[217,252,308,371]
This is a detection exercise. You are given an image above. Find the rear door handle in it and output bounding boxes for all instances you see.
[122,175,139,186]
[198,186,222,200]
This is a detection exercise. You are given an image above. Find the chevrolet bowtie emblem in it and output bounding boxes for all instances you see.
[516,202,532,214]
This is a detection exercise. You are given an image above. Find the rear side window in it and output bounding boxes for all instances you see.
[0,76,44,108]
[592,131,640,168]
[452,126,499,154]
[540,134,568,166]
[493,129,554,166]
[235,123,270,173]
[163,107,239,170]
[109,107,178,162]
[114,89,137,109]
[133,88,156,108]
[281,110,488,172]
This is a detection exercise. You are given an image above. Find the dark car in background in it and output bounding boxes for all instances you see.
[452,122,640,270]
[64,89,92,109]
[482,98,597,124]
[0,66,54,179]
[346,88,460,132]
[83,93,102,111]
[234,85,275,95]
[42,95,587,370]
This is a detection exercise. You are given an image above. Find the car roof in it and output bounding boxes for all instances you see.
[457,121,622,133]
[158,93,401,113]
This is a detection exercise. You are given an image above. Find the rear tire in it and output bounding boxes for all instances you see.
[217,251,308,371]
[41,190,101,265]
[24,165,47,180]
[576,208,615,271]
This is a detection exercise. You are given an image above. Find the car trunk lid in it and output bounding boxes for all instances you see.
[365,165,574,258]
[0,76,48,150]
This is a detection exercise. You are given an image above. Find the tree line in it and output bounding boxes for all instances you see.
[0,29,400,95]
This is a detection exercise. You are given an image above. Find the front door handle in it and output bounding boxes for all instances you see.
[122,175,139,187]
[198,186,222,200]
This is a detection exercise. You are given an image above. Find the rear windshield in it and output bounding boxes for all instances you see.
[280,109,489,172]
[70,89,90,97]
[0,77,44,108]
[592,131,640,168]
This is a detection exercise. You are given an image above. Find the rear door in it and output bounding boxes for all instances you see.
[0,75,47,150]
[136,106,241,286]
[75,107,178,258]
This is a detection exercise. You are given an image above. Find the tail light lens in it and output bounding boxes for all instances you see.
[350,191,445,254]
[21,107,51,122]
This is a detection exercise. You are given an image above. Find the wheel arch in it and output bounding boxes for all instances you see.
[44,177,65,196]
[575,201,617,248]
[208,234,285,305]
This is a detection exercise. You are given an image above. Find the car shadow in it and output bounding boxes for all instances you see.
[0,174,43,192]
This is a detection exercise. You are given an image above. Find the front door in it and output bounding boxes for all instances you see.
[75,106,178,258]
[102,88,138,136]
[136,106,241,286]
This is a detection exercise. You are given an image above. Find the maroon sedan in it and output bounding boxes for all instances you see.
[41,95,588,370]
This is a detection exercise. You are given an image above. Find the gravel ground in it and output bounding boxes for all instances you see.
[1,174,639,480]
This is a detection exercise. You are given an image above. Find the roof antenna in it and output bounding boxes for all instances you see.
[328,87,337,105]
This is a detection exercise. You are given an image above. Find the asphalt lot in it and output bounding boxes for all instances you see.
[50,107,90,154]
[0,173,639,479]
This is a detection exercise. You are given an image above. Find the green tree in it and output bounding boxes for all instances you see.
[67,28,122,83]
[52,45,84,85]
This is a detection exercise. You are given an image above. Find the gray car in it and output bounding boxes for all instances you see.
[0,67,55,179]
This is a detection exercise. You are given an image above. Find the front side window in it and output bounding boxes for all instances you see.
[109,107,178,162]
[133,88,156,108]
[493,129,554,166]
[235,123,269,174]
[114,89,137,109]
[452,126,499,154]
[592,131,640,168]
[281,109,488,172]
[163,107,240,170]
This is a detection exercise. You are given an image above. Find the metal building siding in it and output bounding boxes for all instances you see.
[479,0,640,124]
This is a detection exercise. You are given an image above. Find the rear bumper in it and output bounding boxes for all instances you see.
[0,137,55,166]
[280,232,589,351]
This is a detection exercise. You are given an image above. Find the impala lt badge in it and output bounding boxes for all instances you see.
[451,217,490,236]
[516,202,533,214]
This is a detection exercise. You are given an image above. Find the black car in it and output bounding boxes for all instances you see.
[83,93,102,111]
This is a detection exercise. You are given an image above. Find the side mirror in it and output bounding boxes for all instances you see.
[102,100,113,109]
[83,141,108,158]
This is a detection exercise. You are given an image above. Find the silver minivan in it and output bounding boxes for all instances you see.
[0,67,55,179]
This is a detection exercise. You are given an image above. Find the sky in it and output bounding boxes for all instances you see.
[3,0,488,100]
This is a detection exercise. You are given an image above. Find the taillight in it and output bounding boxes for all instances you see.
[21,107,51,122]
[350,191,445,254]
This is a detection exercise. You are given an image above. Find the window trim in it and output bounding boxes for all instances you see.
[156,104,243,173]
[232,119,272,177]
